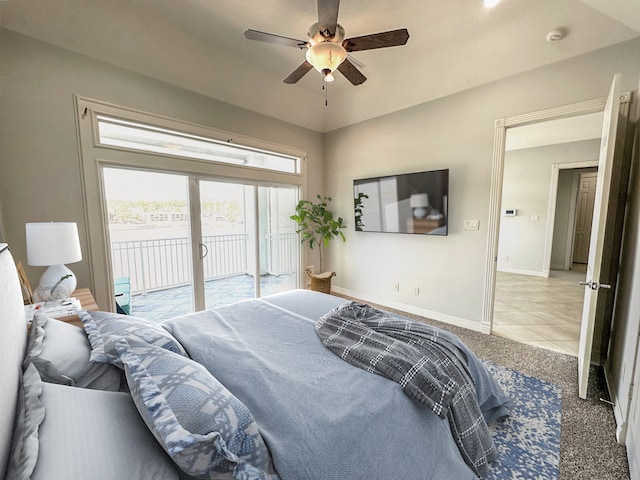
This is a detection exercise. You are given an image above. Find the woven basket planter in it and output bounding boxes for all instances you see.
[306,268,336,294]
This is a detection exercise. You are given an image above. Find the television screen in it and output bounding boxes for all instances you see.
[353,169,449,236]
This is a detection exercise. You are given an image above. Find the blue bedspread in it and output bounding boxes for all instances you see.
[162,290,510,480]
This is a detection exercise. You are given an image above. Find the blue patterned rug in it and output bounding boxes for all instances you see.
[483,362,562,480]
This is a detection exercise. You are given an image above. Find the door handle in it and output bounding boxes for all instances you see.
[579,280,612,290]
[199,243,208,259]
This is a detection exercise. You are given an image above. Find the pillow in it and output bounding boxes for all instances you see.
[115,338,278,480]
[80,310,188,367]
[7,363,181,480]
[5,363,45,480]
[24,312,122,391]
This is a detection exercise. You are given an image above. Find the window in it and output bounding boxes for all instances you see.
[76,97,306,314]
[97,116,300,174]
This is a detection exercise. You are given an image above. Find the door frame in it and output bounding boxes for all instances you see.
[549,162,599,272]
[482,92,631,332]
[75,96,307,310]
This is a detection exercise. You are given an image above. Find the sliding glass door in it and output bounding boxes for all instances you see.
[104,168,195,318]
[198,180,298,310]
[258,186,298,296]
[103,168,300,320]
[76,98,306,313]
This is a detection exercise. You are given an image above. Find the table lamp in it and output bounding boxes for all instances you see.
[410,194,430,219]
[26,222,82,301]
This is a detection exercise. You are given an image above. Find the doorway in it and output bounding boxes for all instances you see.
[486,80,632,400]
[492,134,601,356]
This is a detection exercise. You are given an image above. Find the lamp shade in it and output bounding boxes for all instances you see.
[305,42,347,80]
[26,222,82,266]
[410,194,429,208]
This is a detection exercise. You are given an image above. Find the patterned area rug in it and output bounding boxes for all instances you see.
[483,362,562,480]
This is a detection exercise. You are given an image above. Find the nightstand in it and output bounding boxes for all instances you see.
[406,217,445,234]
[57,288,99,328]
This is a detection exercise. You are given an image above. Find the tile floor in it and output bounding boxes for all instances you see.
[129,273,296,322]
[492,266,587,356]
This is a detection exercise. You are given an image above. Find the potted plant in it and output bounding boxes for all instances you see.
[290,195,346,292]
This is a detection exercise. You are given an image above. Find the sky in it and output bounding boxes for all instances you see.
[103,167,245,203]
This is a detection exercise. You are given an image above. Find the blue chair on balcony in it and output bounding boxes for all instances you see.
[114,276,131,315]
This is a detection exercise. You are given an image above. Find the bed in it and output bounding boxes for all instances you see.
[0,243,511,480]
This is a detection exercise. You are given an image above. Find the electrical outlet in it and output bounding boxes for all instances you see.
[504,255,509,262]
[412,286,420,295]
[393,283,400,292]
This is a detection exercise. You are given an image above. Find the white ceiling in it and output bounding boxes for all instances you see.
[1,0,638,133]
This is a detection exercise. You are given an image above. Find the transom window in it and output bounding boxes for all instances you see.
[97,115,300,174]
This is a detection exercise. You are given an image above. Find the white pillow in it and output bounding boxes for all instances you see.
[24,313,121,391]
[7,363,181,480]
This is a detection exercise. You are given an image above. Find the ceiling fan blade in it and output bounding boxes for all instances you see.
[337,58,367,86]
[284,61,314,84]
[343,28,410,52]
[244,29,308,49]
[317,0,340,36]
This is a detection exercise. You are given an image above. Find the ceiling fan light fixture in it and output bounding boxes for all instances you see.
[305,42,346,81]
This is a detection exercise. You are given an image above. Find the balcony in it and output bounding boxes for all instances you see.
[110,233,298,321]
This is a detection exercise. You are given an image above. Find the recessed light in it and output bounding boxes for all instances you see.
[483,0,501,8]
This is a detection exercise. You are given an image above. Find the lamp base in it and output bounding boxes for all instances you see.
[33,264,77,301]
[412,207,429,219]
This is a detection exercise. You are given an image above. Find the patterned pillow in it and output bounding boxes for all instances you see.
[115,338,278,480]
[24,312,121,390]
[80,310,188,367]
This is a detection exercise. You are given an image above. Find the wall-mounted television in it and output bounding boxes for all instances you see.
[353,169,449,236]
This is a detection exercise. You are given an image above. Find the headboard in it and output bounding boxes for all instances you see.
[0,244,28,477]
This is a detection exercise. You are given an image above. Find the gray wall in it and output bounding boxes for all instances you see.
[0,29,324,294]
[324,38,640,328]
[498,140,600,275]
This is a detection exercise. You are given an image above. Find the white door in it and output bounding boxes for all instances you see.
[577,74,622,399]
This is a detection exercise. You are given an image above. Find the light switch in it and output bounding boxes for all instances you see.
[464,219,479,230]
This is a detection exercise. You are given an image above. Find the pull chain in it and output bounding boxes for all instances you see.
[323,82,329,106]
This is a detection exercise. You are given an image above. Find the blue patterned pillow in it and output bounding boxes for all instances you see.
[115,338,279,480]
[80,310,188,367]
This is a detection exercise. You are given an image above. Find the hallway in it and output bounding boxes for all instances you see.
[492,267,587,356]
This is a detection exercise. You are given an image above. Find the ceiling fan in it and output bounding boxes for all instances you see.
[244,0,409,86]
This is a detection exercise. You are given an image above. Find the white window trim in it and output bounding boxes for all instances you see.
[74,95,307,310]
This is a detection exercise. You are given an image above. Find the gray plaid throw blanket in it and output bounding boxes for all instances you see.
[316,302,496,477]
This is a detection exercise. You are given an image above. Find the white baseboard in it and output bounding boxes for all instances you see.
[496,267,550,278]
[629,424,640,480]
[604,359,628,445]
[331,286,490,334]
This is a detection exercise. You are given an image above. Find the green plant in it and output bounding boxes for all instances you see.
[290,195,346,272]
[354,192,369,231]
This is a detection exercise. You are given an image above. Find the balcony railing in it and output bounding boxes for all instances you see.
[111,233,297,295]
